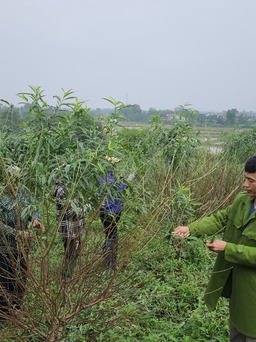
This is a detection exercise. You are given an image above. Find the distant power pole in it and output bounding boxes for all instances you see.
[125,93,128,105]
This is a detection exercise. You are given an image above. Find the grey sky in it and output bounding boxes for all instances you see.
[1,0,256,111]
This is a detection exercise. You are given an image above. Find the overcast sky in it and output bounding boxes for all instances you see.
[1,0,256,112]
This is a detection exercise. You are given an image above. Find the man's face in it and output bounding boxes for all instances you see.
[243,172,256,198]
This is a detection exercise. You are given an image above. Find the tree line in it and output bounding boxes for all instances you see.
[2,101,256,131]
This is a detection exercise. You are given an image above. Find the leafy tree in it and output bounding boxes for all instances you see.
[0,88,164,340]
[120,104,142,121]
[226,108,238,126]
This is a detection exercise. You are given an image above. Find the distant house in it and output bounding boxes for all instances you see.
[216,112,226,119]
[165,113,176,120]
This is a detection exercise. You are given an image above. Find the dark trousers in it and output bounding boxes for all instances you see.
[62,236,81,279]
[100,213,121,270]
[230,324,256,341]
[0,249,27,317]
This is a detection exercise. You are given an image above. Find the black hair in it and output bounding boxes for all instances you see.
[245,156,256,173]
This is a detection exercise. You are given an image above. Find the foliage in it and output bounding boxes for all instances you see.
[226,108,238,127]
[115,106,201,180]
[221,127,256,163]
[0,87,242,341]
[182,152,243,217]
[4,97,256,130]
[0,104,22,131]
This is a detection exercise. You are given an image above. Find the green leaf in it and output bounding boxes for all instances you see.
[97,162,105,174]
[53,95,61,102]
[0,99,10,105]
[102,97,115,105]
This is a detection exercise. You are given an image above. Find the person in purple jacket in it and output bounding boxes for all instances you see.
[99,165,127,271]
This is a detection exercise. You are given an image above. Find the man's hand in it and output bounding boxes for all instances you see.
[206,240,226,253]
[172,226,190,238]
[32,220,46,233]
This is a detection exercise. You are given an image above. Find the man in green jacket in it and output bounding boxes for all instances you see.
[173,156,256,341]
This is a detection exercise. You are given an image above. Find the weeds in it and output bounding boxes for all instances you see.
[0,88,242,341]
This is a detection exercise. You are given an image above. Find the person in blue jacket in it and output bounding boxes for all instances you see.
[99,161,127,271]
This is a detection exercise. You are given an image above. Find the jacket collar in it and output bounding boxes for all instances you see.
[241,193,256,224]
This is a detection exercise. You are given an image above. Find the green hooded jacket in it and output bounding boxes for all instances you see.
[188,191,256,338]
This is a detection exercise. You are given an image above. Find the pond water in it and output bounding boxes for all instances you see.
[207,146,223,154]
